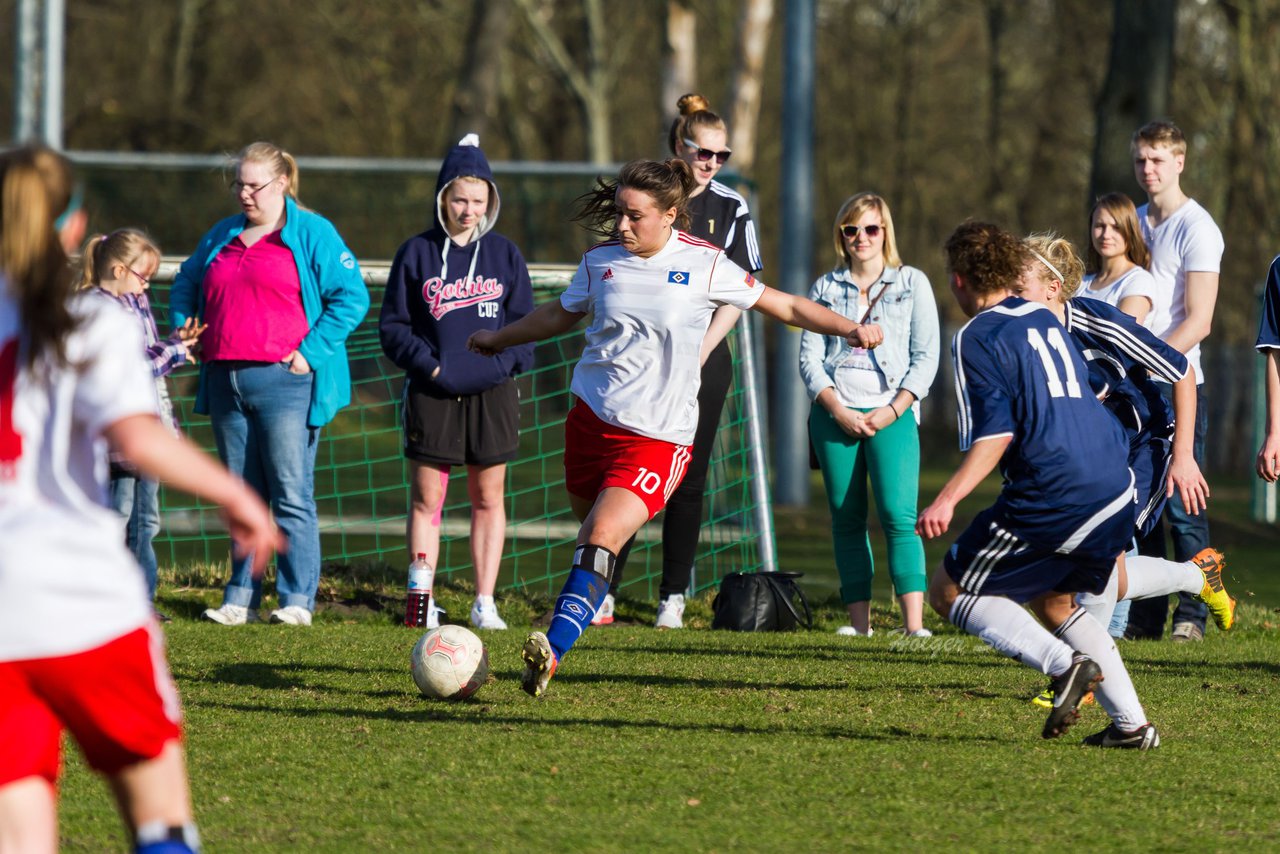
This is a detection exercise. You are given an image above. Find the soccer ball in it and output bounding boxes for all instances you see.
[411,625,489,700]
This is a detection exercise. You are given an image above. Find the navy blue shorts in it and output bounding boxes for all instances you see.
[944,506,1129,604]
[1130,432,1171,541]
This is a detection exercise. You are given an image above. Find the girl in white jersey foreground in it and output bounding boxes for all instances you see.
[468,159,883,697]
[0,145,283,853]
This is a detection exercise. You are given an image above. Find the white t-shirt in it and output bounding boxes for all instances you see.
[0,285,157,660]
[1077,267,1159,330]
[560,229,764,444]
[833,289,893,406]
[1138,199,1224,384]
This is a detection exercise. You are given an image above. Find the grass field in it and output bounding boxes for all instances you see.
[55,474,1280,851]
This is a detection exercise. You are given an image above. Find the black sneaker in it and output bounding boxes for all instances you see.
[1082,722,1160,750]
[1042,653,1103,739]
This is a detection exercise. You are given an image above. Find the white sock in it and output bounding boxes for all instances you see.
[1123,555,1202,600]
[950,593,1074,676]
[475,594,494,606]
[1056,608,1146,731]
[1076,566,1119,629]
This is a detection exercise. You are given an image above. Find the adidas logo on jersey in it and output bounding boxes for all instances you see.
[602,268,614,281]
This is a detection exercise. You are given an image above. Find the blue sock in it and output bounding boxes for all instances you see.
[545,545,614,660]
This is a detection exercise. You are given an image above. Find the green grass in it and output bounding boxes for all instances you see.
[58,609,1280,851]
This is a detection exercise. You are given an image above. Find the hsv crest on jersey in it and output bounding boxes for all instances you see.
[667,270,690,286]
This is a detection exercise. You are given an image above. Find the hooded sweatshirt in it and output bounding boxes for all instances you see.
[379,135,535,396]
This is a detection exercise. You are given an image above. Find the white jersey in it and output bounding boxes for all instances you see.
[0,283,157,660]
[1078,268,1159,330]
[1138,199,1223,385]
[560,229,764,444]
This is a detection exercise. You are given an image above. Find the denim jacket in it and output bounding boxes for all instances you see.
[171,196,370,428]
[798,264,940,411]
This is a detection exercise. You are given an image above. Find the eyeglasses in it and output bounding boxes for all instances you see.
[840,224,883,239]
[683,138,732,165]
[229,178,277,196]
[127,267,151,286]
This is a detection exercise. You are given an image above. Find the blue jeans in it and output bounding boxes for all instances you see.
[109,474,161,600]
[207,362,320,612]
[1128,383,1210,636]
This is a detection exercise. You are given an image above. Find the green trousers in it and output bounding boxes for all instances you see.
[808,405,927,604]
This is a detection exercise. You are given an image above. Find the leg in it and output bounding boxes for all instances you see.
[467,463,507,597]
[863,413,928,633]
[1166,384,1211,636]
[206,363,265,613]
[1047,601,1152,737]
[1126,519,1169,639]
[128,478,162,603]
[407,462,449,568]
[0,778,57,854]
[107,742,197,850]
[656,341,734,599]
[0,661,60,854]
[809,407,874,633]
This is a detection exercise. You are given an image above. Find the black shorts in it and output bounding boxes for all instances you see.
[401,379,520,467]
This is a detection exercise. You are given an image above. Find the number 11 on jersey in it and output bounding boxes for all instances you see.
[1026,327,1082,399]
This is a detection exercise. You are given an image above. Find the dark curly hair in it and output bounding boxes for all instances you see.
[943,221,1028,297]
[573,159,697,239]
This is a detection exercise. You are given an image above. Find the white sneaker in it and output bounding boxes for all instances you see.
[655,594,685,629]
[201,603,259,625]
[427,602,444,630]
[470,597,508,630]
[591,593,615,626]
[836,625,873,637]
[908,628,933,638]
[269,605,313,626]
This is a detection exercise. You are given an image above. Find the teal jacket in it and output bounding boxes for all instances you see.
[170,196,370,428]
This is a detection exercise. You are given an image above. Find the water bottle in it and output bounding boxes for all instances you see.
[404,553,434,628]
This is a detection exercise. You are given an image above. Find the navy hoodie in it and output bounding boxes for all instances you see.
[379,135,535,396]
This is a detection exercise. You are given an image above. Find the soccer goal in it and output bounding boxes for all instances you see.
[149,262,776,598]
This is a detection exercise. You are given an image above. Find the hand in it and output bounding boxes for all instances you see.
[283,350,311,374]
[848,323,884,350]
[863,405,899,432]
[916,498,955,540]
[467,330,503,356]
[175,317,207,347]
[831,407,874,438]
[222,488,287,579]
[1165,451,1209,514]
[1257,433,1280,483]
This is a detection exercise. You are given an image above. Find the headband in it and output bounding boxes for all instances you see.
[1029,249,1064,284]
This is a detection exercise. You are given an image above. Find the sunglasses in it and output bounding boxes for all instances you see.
[683,138,732,165]
[841,224,883,239]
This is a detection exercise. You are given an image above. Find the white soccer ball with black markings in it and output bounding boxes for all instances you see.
[411,625,489,700]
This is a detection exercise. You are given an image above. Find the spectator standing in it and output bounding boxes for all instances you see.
[1257,255,1280,483]
[379,135,535,631]
[171,141,370,628]
[799,193,939,637]
[1125,121,1224,643]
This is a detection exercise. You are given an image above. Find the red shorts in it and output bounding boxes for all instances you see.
[564,400,692,518]
[0,625,183,786]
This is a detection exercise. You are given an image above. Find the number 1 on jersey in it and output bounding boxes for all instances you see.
[1026,327,1082,398]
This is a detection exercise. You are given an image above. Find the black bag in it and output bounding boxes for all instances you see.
[711,571,813,631]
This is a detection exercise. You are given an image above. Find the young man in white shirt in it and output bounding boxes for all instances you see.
[1125,120,1224,643]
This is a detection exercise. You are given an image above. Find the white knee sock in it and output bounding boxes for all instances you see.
[1076,567,1120,629]
[1056,608,1146,731]
[950,593,1074,676]
[1123,555,1202,601]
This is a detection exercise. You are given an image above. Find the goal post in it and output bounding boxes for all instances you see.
[148,261,777,599]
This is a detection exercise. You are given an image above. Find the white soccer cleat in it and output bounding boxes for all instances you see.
[470,597,508,630]
[269,605,313,626]
[591,593,615,626]
[655,593,685,629]
[201,603,259,625]
[835,625,873,637]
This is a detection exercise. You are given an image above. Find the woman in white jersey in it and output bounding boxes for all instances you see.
[0,145,282,854]
[1077,193,1159,328]
[468,159,882,698]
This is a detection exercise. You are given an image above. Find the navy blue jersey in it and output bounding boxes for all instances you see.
[1063,298,1188,440]
[1259,255,1280,351]
[953,297,1133,556]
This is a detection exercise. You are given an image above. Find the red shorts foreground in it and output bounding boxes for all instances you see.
[564,399,692,519]
[0,625,183,786]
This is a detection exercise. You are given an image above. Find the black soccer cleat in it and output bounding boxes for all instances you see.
[1041,653,1103,739]
[1082,722,1160,750]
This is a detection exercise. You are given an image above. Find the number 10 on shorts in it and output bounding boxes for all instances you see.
[632,467,662,495]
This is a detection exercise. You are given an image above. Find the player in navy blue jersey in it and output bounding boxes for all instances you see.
[918,222,1159,749]
[1257,255,1280,483]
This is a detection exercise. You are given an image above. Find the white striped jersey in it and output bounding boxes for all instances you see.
[560,229,764,444]
[0,286,156,660]
[952,297,1132,537]
[686,180,763,273]
[1063,297,1187,438]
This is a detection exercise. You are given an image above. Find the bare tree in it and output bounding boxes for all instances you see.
[724,0,773,174]
[1089,0,1177,203]
[513,0,613,163]
[449,0,515,143]
[662,1,697,137]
